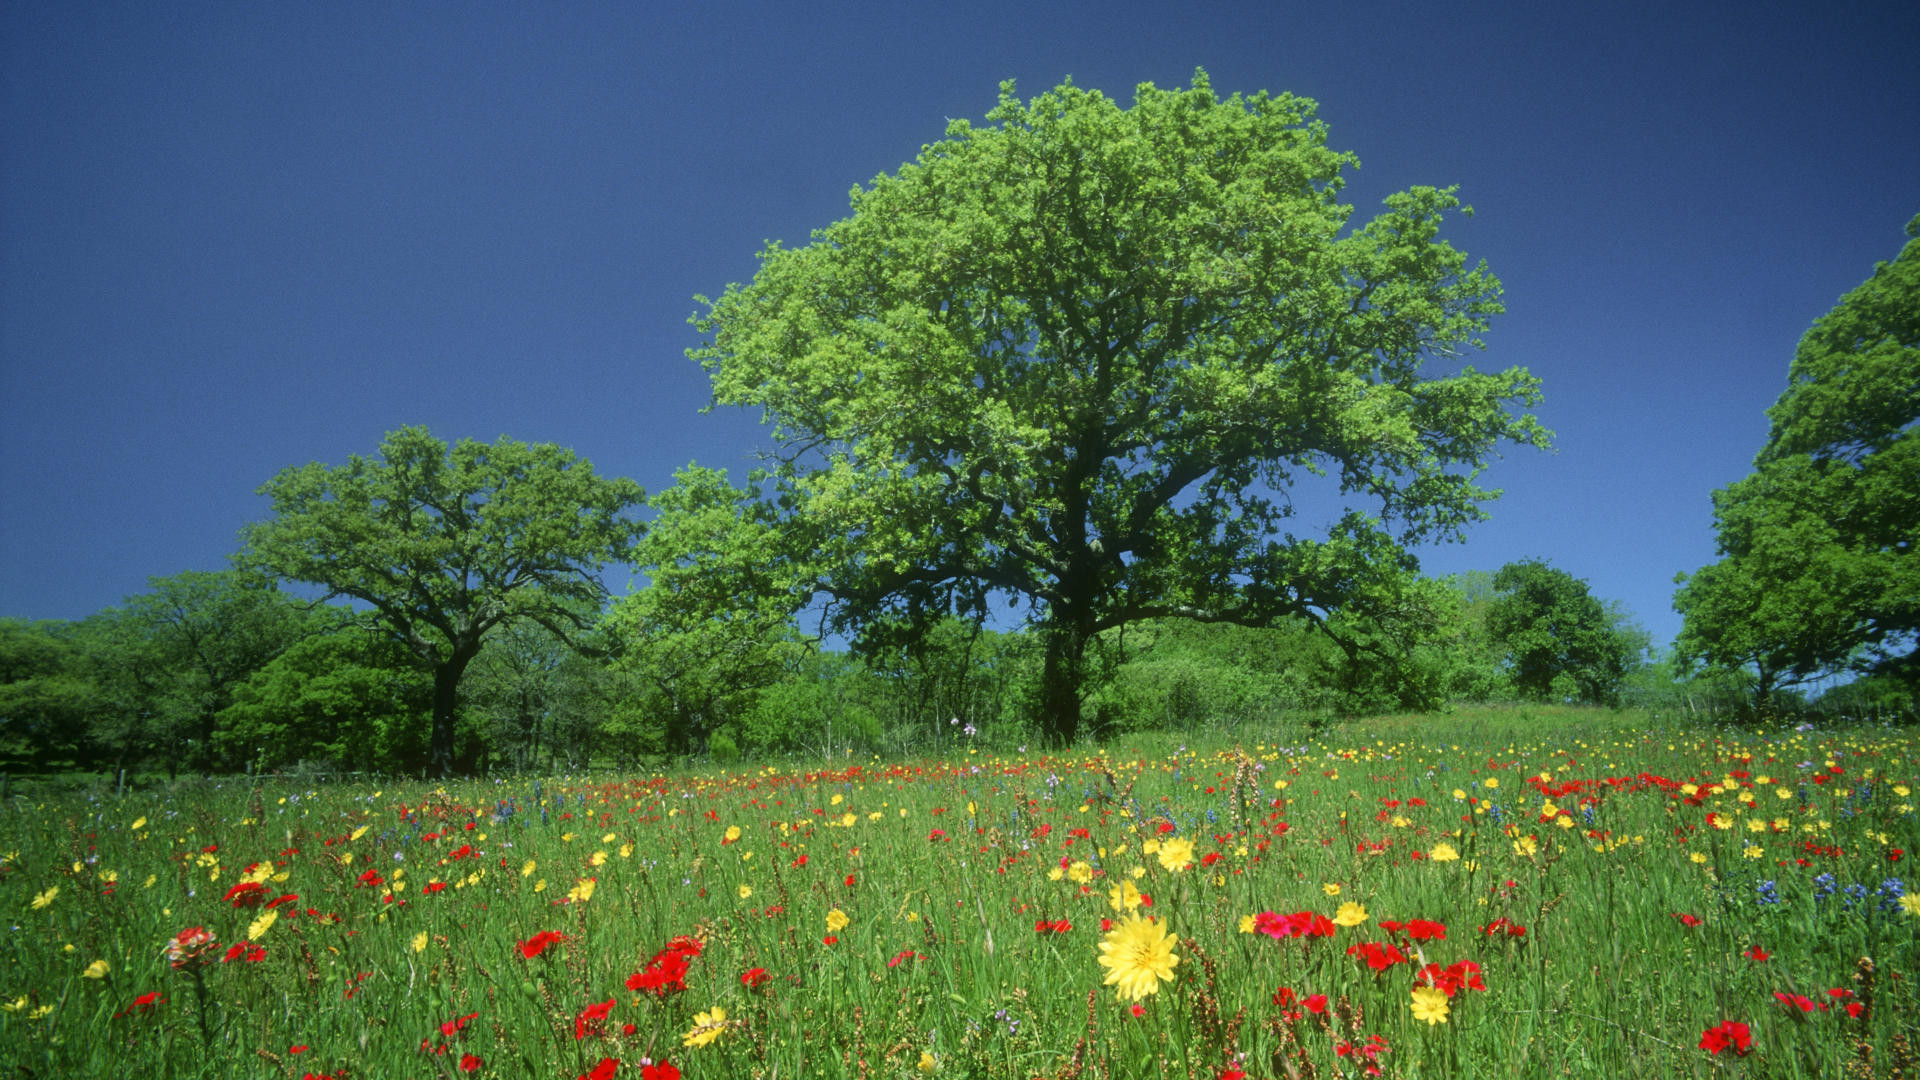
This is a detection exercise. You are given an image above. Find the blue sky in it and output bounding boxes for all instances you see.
[3,1,1916,656]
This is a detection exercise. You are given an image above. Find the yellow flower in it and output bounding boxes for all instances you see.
[521,859,536,877]
[130,816,146,831]
[411,931,429,953]
[350,825,369,842]
[1899,895,1920,917]
[567,878,596,904]
[1332,902,1368,928]
[601,832,618,844]
[738,884,753,900]
[825,907,849,933]
[1512,835,1539,857]
[918,1050,939,1073]
[1430,843,1459,862]
[30,886,58,910]
[1742,845,1764,859]
[1322,883,1341,896]
[1483,778,1499,790]
[1066,861,1094,884]
[248,910,278,940]
[619,843,633,859]
[1238,914,1257,934]
[82,960,109,979]
[840,812,857,827]
[1410,985,1450,1025]
[683,1006,729,1048]
[1047,867,1064,882]
[1096,914,1179,1002]
[1107,879,1144,912]
[1156,837,1195,872]
[723,826,742,843]
[1690,852,1710,864]
[588,850,607,867]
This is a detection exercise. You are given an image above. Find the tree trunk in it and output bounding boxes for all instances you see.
[1038,620,1090,747]
[429,645,480,778]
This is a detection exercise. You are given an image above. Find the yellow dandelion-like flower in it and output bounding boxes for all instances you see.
[1096,914,1179,1002]
[1156,837,1195,872]
[738,884,753,900]
[1047,867,1064,882]
[82,960,109,979]
[30,887,58,910]
[1322,883,1341,896]
[248,910,278,941]
[1067,861,1094,884]
[130,816,147,831]
[588,851,607,867]
[1690,852,1710,864]
[918,1050,939,1073]
[1899,895,1920,917]
[567,878,596,904]
[1107,879,1144,912]
[1512,835,1539,857]
[840,812,857,827]
[1483,778,1499,790]
[601,832,618,844]
[825,908,849,933]
[1742,845,1764,859]
[411,931,429,953]
[1238,914,1257,934]
[1332,902,1368,927]
[723,826,742,843]
[1430,843,1459,862]
[683,1006,729,1048]
[521,859,537,878]
[1410,985,1450,1025]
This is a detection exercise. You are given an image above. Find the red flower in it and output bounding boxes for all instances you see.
[1406,919,1447,941]
[888,950,917,968]
[579,1059,620,1080]
[1303,993,1329,1014]
[459,1053,483,1072]
[440,1012,480,1039]
[1345,941,1409,973]
[517,931,568,959]
[641,1064,680,1080]
[575,998,616,1039]
[223,881,269,907]
[1773,991,1826,1013]
[741,967,770,988]
[1744,946,1770,962]
[1698,1021,1752,1055]
[1219,1067,1247,1080]
[1671,913,1702,928]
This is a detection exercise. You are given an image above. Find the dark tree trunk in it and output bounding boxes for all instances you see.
[1038,618,1091,747]
[429,643,481,778]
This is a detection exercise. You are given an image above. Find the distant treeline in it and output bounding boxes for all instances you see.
[4,559,1882,778]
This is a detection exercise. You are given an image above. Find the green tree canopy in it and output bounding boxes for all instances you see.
[241,426,645,775]
[1485,559,1645,706]
[1675,215,1919,699]
[692,73,1548,742]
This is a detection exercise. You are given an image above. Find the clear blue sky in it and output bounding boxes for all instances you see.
[4,1,1916,655]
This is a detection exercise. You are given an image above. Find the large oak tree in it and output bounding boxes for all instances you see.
[242,427,645,775]
[692,74,1548,743]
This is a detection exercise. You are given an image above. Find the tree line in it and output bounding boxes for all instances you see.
[2,76,1911,776]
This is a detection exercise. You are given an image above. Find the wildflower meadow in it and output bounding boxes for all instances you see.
[4,709,1918,1079]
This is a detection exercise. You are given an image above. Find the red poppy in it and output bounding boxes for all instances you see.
[1773,991,1826,1013]
[1671,913,1702,928]
[1698,1021,1752,1055]
[223,881,268,907]
[459,1053,483,1072]
[517,930,569,959]
[578,1059,620,1080]
[641,1064,680,1080]
[741,967,770,988]
[1744,946,1770,962]
[575,998,616,1039]
[1345,941,1410,973]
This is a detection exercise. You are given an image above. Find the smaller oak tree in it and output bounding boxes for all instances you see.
[242,427,645,776]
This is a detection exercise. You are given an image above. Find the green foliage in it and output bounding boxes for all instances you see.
[241,426,645,775]
[1675,215,1920,702]
[692,73,1548,745]
[217,622,432,773]
[603,465,804,755]
[1485,559,1645,706]
[0,618,102,769]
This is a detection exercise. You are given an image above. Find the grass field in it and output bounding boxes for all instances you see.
[3,707,1917,1079]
